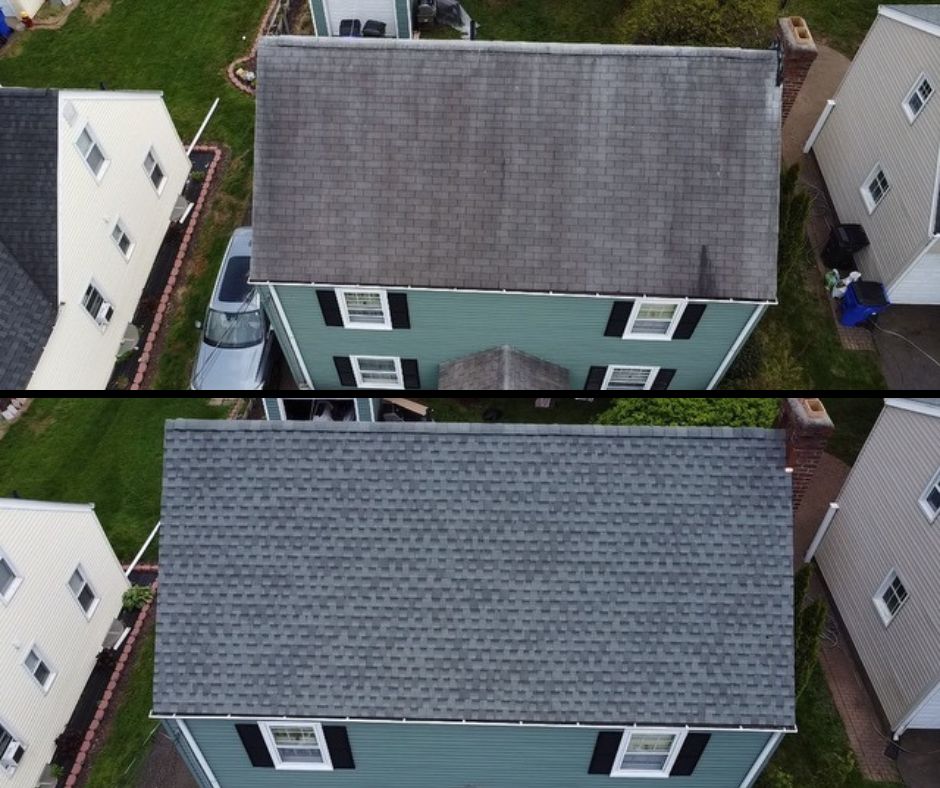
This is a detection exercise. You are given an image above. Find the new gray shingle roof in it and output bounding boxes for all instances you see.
[439,345,570,390]
[0,88,59,388]
[252,38,781,301]
[884,4,940,28]
[155,420,795,728]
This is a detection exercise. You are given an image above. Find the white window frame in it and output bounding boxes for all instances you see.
[74,123,109,181]
[860,164,890,214]
[68,564,99,619]
[258,721,333,771]
[0,717,24,777]
[0,549,22,605]
[351,355,404,389]
[110,218,135,260]
[918,466,940,522]
[80,281,114,331]
[610,728,687,778]
[623,298,687,340]
[22,644,56,693]
[336,288,392,330]
[903,72,934,123]
[143,147,167,194]
[601,365,659,391]
[873,569,909,626]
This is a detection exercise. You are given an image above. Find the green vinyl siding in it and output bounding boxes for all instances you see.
[308,0,328,35]
[267,285,763,390]
[182,719,774,788]
[163,721,217,788]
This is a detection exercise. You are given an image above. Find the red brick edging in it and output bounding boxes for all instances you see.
[64,577,159,787]
[130,146,222,390]
[227,0,281,96]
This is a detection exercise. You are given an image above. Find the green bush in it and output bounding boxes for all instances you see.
[594,398,779,427]
[793,564,828,700]
[758,766,794,788]
[617,0,776,47]
[122,585,154,611]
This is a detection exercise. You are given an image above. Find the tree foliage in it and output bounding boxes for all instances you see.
[617,0,777,48]
[595,397,779,428]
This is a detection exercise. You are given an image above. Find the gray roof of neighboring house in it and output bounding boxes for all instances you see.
[251,38,781,301]
[438,345,570,390]
[0,88,59,388]
[154,420,795,727]
[884,4,940,28]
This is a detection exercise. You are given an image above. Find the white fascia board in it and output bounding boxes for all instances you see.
[884,398,940,418]
[878,5,940,38]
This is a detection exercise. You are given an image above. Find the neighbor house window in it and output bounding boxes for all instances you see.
[75,125,108,179]
[602,365,658,391]
[919,467,940,521]
[904,74,934,121]
[873,570,909,625]
[24,647,55,692]
[0,551,21,603]
[68,566,99,617]
[258,722,332,771]
[81,283,114,328]
[624,299,686,339]
[111,219,134,259]
[337,289,391,329]
[0,721,23,775]
[861,165,890,213]
[611,728,686,777]
[351,355,403,388]
[143,148,167,192]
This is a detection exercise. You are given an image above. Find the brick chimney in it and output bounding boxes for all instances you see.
[777,16,818,123]
[777,398,834,513]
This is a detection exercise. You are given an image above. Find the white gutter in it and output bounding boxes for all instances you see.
[804,503,839,563]
[803,100,836,153]
[266,285,314,389]
[177,719,222,788]
[884,398,940,418]
[738,731,785,788]
[125,521,161,577]
[706,302,768,390]
[186,98,220,156]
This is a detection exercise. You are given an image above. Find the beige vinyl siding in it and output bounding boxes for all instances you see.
[813,14,940,295]
[0,501,129,788]
[815,404,940,730]
[889,237,940,303]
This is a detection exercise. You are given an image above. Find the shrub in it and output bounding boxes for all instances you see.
[758,765,794,788]
[122,585,153,611]
[793,564,828,700]
[617,0,776,48]
[595,397,779,428]
[54,727,84,764]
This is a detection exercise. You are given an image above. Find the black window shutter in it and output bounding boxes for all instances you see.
[651,368,676,390]
[388,292,411,329]
[317,289,344,327]
[12,746,24,764]
[334,356,356,386]
[604,301,635,337]
[235,723,274,768]
[669,732,710,776]
[588,731,622,774]
[402,359,421,389]
[584,366,607,390]
[672,303,707,339]
[323,725,356,769]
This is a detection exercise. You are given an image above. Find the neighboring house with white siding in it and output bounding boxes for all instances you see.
[0,87,190,390]
[0,498,129,787]
[806,398,940,736]
[806,5,940,303]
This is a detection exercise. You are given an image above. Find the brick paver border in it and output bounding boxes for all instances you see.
[227,0,281,96]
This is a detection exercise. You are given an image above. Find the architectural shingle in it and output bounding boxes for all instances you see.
[439,345,570,389]
[251,38,781,301]
[155,420,795,728]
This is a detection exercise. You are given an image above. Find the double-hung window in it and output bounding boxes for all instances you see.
[611,728,687,777]
[624,300,686,339]
[111,219,134,259]
[904,74,933,122]
[82,283,114,328]
[24,646,55,692]
[337,289,391,329]
[258,722,332,771]
[919,466,940,521]
[0,721,23,775]
[76,125,108,179]
[861,165,890,213]
[0,550,21,603]
[69,566,99,617]
[602,365,658,391]
[143,148,167,193]
[351,355,403,388]
[873,570,909,625]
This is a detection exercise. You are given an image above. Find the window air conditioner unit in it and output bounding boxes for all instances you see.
[96,302,112,325]
[1,741,22,769]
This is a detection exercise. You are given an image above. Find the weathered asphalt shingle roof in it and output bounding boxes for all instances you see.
[0,88,59,388]
[252,38,781,301]
[439,345,570,390]
[884,4,940,28]
[155,420,795,727]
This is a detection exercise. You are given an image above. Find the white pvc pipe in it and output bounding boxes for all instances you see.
[125,521,161,577]
[187,98,220,156]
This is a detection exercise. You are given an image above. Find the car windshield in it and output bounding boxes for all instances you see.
[203,308,264,349]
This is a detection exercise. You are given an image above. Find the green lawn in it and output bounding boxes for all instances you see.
[784,0,879,55]
[0,398,226,560]
[461,0,623,42]
[421,397,613,423]
[822,397,883,466]
[0,0,268,389]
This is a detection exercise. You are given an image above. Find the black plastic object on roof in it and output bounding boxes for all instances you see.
[362,19,386,37]
[339,19,361,36]
[219,256,253,303]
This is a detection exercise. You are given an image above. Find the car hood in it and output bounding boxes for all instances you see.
[191,342,265,391]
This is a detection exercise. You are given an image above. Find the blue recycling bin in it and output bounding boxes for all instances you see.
[840,280,889,326]
[0,15,13,41]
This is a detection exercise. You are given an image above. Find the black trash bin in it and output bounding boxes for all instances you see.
[362,19,386,36]
[823,223,870,271]
[339,18,362,36]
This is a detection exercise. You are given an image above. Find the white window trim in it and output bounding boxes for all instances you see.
[336,288,392,330]
[74,122,110,182]
[143,147,168,194]
[903,72,933,123]
[918,466,940,522]
[0,549,22,605]
[610,728,687,778]
[873,569,908,626]
[0,716,24,778]
[601,365,659,391]
[110,218,135,260]
[351,355,404,389]
[622,298,687,340]
[80,281,114,332]
[22,643,56,694]
[68,564,100,619]
[860,163,890,214]
[257,721,333,771]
